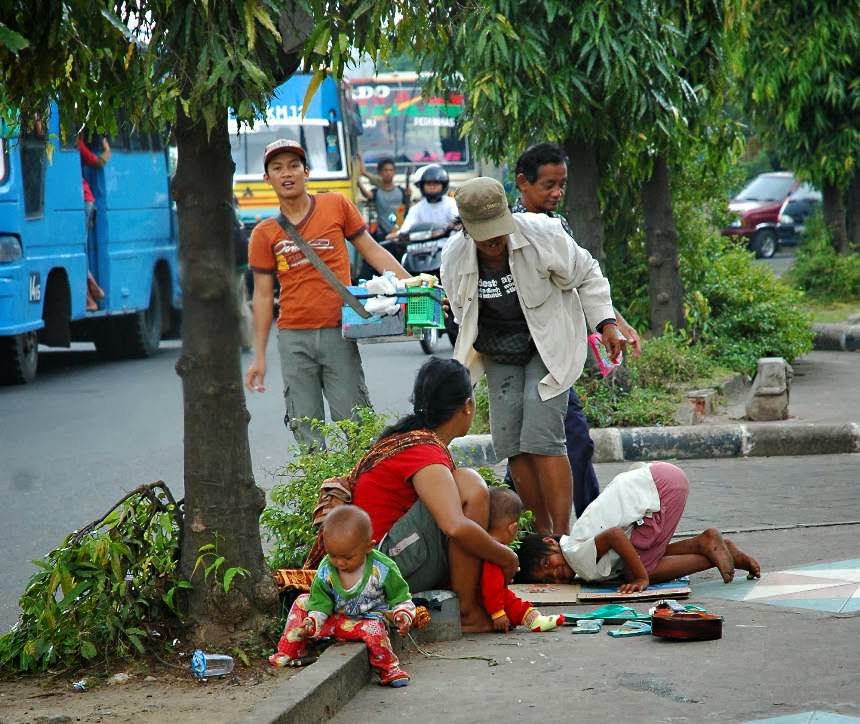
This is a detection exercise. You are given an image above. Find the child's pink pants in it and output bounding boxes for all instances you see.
[275,593,403,681]
[630,461,689,573]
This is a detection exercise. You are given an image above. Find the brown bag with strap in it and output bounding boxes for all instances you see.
[303,430,454,569]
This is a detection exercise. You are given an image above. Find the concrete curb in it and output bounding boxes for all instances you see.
[451,422,860,466]
[812,323,860,351]
[237,643,369,724]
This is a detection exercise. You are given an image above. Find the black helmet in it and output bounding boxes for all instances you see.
[417,164,449,202]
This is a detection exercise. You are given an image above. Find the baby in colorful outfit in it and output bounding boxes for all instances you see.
[269,505,415,687]
[481,488,565,633]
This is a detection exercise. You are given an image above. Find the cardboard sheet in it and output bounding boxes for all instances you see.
[508,583,581,605]
[509,578,690,605]
[577,578,691,603]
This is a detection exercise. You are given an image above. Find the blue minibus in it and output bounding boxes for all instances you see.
[0,108,181,384]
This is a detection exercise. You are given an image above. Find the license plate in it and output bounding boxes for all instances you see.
[409,241,438,253]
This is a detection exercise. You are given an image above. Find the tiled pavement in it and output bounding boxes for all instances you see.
[696,558,860,614]
[746,714,860,723]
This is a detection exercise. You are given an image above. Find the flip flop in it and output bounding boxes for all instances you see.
[607,620,653,638]
[564,604,650,624]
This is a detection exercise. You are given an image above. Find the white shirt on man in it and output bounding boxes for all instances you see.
[399,195,458,234]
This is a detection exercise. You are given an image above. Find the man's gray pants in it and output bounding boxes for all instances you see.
[277,327,371,448]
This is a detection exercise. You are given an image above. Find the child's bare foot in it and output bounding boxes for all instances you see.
[725,538,761,579]
[701,528,735,583]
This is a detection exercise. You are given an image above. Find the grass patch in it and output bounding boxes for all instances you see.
[466,334,737,432]
[802,300,860,324]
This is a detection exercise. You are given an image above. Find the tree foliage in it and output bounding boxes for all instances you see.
[735,1,859,190]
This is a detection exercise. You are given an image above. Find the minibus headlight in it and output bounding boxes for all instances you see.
[0,235,22,263]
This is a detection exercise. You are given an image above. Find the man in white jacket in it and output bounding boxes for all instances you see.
[441,178,625,536]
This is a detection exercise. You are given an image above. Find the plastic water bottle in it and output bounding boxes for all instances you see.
[191,650,234,679]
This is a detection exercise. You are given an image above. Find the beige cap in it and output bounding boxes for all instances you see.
[263,138,307,171]
[455,177,515,241]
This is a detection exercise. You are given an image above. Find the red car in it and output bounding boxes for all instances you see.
[723,172,799,258]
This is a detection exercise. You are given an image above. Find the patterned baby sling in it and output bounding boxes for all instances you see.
[303,429,454,569]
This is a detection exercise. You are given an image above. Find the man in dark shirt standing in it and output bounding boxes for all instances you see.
[510,142,641,519]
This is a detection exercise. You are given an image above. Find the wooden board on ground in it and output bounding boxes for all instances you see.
[509,582,581,605]
[577,578,691,603]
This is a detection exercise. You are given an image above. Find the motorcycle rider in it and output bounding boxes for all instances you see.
[389,164,459,238]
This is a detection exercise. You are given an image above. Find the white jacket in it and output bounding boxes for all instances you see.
[440,212,614,400]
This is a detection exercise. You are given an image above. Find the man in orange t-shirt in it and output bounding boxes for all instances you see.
[245,139,409,447]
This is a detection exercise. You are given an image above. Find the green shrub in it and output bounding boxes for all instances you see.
[575,375,679,429]
[0,484,183,673]
[688,243,813,374]
[469,377,491,435]
[260,409,388,570]
[788,213,860,302]
[627,332,715,389]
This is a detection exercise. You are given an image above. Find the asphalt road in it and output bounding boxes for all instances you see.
[753,246,795,277]
[0,331,450,632]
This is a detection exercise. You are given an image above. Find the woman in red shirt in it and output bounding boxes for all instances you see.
[352,358,519,633]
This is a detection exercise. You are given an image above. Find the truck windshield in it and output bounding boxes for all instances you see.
[352,79,470,170]
[736,175,795,202]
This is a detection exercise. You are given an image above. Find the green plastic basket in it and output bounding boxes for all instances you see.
[405,287,444,329]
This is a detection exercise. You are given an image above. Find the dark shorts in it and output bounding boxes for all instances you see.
[377,500,448,594]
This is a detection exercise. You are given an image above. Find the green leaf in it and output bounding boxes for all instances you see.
[301,70,326,119]
[0,23,30,53]
[127,634,145,655]
[222,566,247,594]
[80,641,97,660]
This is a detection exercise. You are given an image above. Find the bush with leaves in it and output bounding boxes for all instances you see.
[627,332,716,389]
[0,483,183,673]
[788,213,860,302]
[260,408,388,570]
[687,242,813,374]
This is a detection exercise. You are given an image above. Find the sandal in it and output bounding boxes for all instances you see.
[379,667,411,687]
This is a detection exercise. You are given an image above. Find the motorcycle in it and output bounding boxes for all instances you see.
[399,222,459,355]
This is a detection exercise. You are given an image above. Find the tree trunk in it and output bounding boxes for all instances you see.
[641,155,684,335]
[172,109,277,643]
[845,169,860,248]
[563,137,606,268]
[822,180,849,255]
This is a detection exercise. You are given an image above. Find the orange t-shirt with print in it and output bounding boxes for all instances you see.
[248,193,367,330]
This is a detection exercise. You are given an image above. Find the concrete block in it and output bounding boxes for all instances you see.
[591,428,623,463]
[239,642,369,724]
[812,323,847,350]
[746,357,792,421]
[845,325,860,351]
[620,425,745,460]
[746,422,860,457]
[450,434,497,467]
[686,389,718,424]
[410,589,461,643]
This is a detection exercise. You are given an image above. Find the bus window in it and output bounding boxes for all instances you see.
[229,75,351,181]
[22,121,48,219]
[351,77,471,170]
[0,138,7,185]
[230,119,348,179]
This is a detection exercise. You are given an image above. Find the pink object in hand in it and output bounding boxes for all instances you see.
[588,333,622,377]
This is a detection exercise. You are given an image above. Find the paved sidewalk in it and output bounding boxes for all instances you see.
[242,351,860,723]
[332,453,860,724]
